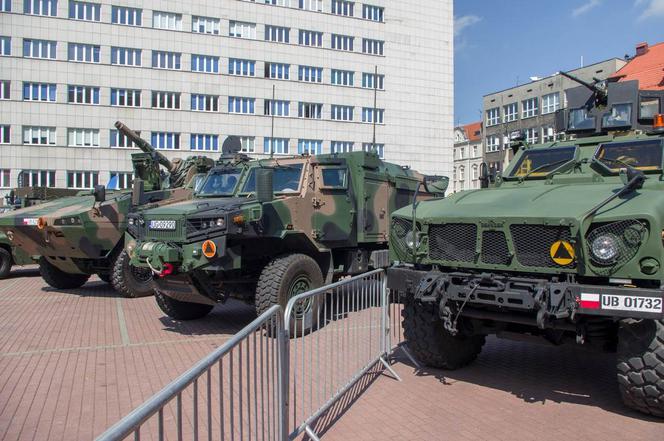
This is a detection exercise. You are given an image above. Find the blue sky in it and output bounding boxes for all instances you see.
[454,0,664,125]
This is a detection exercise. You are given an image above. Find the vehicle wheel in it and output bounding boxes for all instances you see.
[617,319,664,417]
[38,257,90,289]
[111,250,155,298]
[402,298,485,369]
[97,273,111,284]
[0,248,12,279]
[155,290,214,320]
[256,253,323,335]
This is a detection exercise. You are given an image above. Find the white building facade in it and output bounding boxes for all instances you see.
[452,122,482,192]
[0,0,453,197]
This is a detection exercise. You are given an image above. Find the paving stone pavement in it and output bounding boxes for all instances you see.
[0,268,662,440]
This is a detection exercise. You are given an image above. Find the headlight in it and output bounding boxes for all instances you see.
[53,217,82,226]
[128,218,135,226]
[405,231,421,249]
[216,218,225,228]
[591,233,620,263]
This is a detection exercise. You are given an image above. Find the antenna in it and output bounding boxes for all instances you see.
[372,65,378,153]
[270,84,275,158]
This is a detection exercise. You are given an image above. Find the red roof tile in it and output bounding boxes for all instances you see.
[611,42,664,90]
[462,121,482,141]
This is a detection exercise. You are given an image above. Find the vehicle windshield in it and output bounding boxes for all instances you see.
[594,139,663,172]
[197,169,242,196]
[508,146,577,178]
[242,163,304,194]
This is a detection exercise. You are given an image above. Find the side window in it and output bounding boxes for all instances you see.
[320,167,347,189]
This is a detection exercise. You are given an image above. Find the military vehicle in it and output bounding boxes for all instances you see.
[0,122,215,296]
[388,74,664,417]
[127,149,445,322]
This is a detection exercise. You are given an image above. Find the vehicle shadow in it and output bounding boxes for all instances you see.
[394,336,662,422]
[41,279,128,298]
[158,299,258,337]
[4,266,40,279]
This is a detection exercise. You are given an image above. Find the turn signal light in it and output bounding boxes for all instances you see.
[37,217,47,230]
[654,113,664,129]
[233,214,245,225]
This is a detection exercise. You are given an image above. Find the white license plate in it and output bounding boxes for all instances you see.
[601,295,663,313]
[22,218,38,226]
[149,220,176,230]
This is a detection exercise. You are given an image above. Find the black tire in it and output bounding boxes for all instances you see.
[154,290,214,320]
[38,257,90,289]
[402,298,485,369]
[0,248,12,279]
[256,254,323,335]
[617,319,664,417]
[111,250,155,298]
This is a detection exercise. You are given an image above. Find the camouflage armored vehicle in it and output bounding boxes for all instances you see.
[0,122,215,296]
[388,75,664,417]
[128,150,445,321]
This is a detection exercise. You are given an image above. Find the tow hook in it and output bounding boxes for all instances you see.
[146,257,174,278]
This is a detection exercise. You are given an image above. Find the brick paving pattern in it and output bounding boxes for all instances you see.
[0,268,662,440]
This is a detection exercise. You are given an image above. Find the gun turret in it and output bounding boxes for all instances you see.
[560,71,608,106]
[114,121,176,173]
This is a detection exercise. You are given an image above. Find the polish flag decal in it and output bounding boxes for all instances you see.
[580,293,601,309]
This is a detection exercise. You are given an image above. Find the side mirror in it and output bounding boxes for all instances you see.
[479,163,491,189]
[256,169,274,203]
[93,185,106,203]
[424,176,449,196]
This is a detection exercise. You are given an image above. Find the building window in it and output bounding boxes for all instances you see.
[191,94,219,112]
[110,88,141,107]
[525,127,539,144]
[228,96,255,114]
[362,4,384,22]
[265,0,291,6]
[67,171,98,189]
[20,170,55,187]
[0,125,9,144]
[69,1,100,21]
[265,62,290,80]
[151,91,181,109]
[331,69,353,86]
[486,135,500,152]
[0,81,9,99]
[264,99,290,117]
[522,97,538,118]
[503,103,518,122]
[111,5,142,26]
[458,147,465,159]
[265,25,290,43]
[331,141,353,153]
[298,102,322,119]
[486,107,500,126]
[362,38,384,55]
[67,128,100,147]
[108,172,133,189]
[110,129,140,147]
[190,134,219,151]
[229,21,256,39]
[229,58,255,76]
[472,145,479,157]
[1,0,11,12]
[542,126,556,143]
[153,11,182,30]
[331,34,353,51]
[362,142,384,158]
[298,65,322,83]
[331,0,353,16]
[23,39,57,59]
[191,54,219,73]
[67,43,100,63]
[23,82,56,102]
[263,137,289,154]
[541,92,559,114]
[67,85,99,104]
[472,164,478,181]
[361,107,384,124]
[0,169,10,188]
[151,132,180,149]
[152,51,181,70]
[239,136,255,153]
[458,166,465,182]
[110,47,141,66]
[299,0,322,11]
[192,15,220,34]
[361,73,384,90]
[23,126,56,145]
[298,139,322,154]
[24,0,57,16]
[298,30,322,47]
[331,105,353,121]
[0,37,10,56]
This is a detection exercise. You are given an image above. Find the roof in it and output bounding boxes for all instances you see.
[611,42,664,90]
[461,122,482,141]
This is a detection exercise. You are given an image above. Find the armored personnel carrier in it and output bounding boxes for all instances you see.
[128,149,445,321]
[0,122,215,296]
[388,74,664,417]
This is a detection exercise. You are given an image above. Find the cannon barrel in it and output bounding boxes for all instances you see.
[114,121,176,172]
[560,71,608,103]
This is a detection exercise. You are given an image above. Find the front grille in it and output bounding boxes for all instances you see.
[586,220,647,275]
[510,224,574,268]
[481,230,511,265]
[429,223,477,262]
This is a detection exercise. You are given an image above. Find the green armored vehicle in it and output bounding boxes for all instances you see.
[0,122,215,296]
[388,76,664,417]
[128,150,443,320]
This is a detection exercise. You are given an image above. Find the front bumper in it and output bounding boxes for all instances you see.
[131,236,227,272]
[388,266,664,320]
